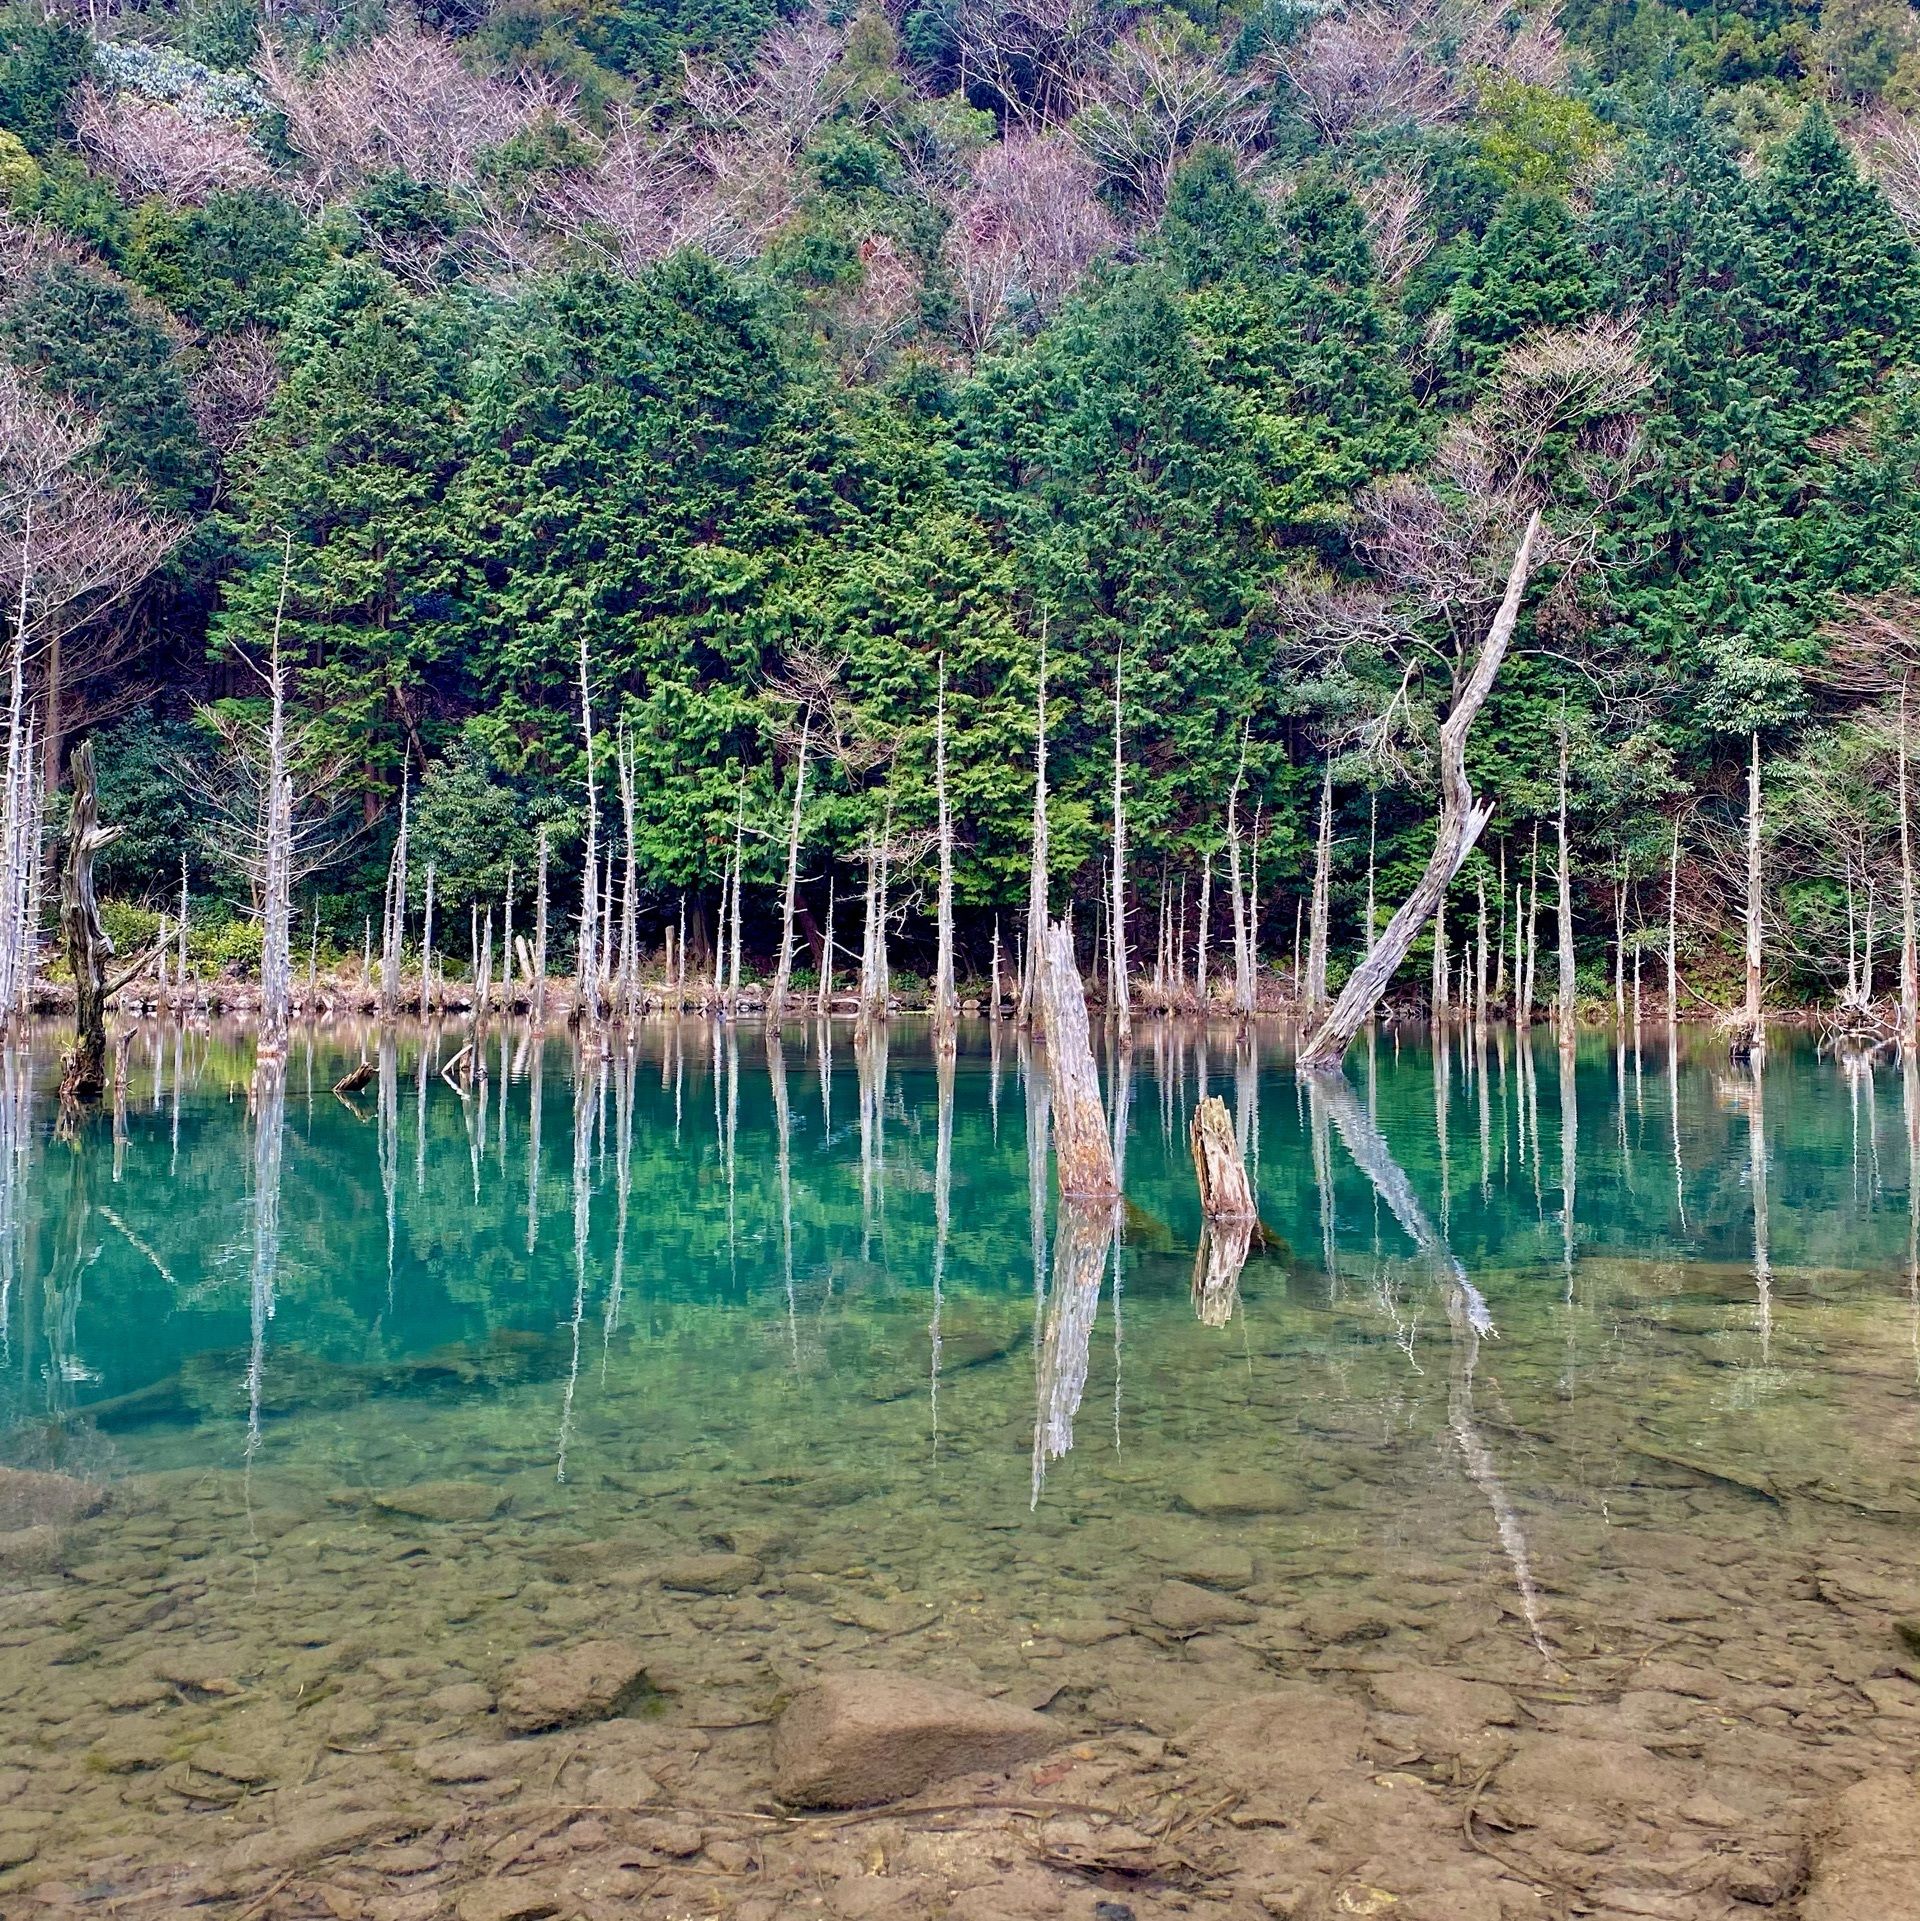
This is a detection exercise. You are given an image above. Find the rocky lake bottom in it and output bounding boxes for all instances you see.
[2,1019,1919,1920]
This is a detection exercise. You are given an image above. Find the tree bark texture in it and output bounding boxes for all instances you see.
[60,739,120,1103]
[1037,918,1118,1201]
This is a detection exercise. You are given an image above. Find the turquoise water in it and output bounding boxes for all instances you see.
[3,1016,1919,1910]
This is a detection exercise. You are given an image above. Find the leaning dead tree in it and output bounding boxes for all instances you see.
[1298,512,1542,1075]
[1036,918,1118,1200]
[60,739,119,1103]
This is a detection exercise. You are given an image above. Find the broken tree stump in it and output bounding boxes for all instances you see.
[1190,1094,1257,1221]
[1036,919,1118,1202]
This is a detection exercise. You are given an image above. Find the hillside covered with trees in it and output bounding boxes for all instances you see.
[4,0,1920,1008]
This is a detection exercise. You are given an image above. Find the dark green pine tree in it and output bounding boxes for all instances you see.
[217,261,470,803]
[1447,191,1598,381]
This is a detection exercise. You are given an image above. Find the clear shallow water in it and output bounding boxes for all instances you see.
[4,1017,1920,1916]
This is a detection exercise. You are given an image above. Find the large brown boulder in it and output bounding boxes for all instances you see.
[1802,1773,1920,1921]
[773,1671,1064,1808]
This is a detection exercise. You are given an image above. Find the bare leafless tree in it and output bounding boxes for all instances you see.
[1073,23,1268,211]
[73,84,271,205]
[949,0,1117,129]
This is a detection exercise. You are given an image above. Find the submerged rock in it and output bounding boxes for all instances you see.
[1803,1772,1920,1920]
[773,1670,1064,1808]
[1173,1471,1303,1517]
[656,1551,760,1594]
[499,1639,656,1734]
[1173,1686,1367,1821]
[1149,1580,1257,1636]
[0,1524,70,1580]
[369,1481,504,1524]
[0,1465,106,1530]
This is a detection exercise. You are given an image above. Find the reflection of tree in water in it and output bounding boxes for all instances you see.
[1310,1071,1556,1668]
[245,1057,286,1463]
[1030,1200,1115,1508]
[555,1040,596,1483]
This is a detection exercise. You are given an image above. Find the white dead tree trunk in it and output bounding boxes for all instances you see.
[1226,727,1254,1019]
[1109,645,1130,1039]
[774,714,810,1020]
[727,791,745,1008]
[1667,814,1680,1017]
[1018,628,1049,1028]
[380,768,409,1024]
[0,503,37,1028]
[933,663,958,1047]
[533,825,550,1021]
[1036,919,1118,1201]
[1306,761,1332,1012]
[816,880,834,1019]
[256,543,295,1064]
[1901,695,1918,1046]
[1554,725,1575,1039]
[1299,513,1541,1075]
[419,861,435,1021]
[617,730,638,1023]
[1740,730,1764,1052]
[575,633,601,1027]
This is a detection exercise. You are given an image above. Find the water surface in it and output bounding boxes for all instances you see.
[3,1018,1918,1917]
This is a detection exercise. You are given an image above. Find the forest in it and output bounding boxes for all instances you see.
[4,0,1920,1016]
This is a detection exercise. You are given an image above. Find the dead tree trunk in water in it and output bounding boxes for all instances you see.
[1298,513,1540,1075]
[60,740,120,1103]
[1109,645,1130,1039]
[1901,690,1918,1048]
[532,826,550,1021]
[1036,920,1118,1201]
[932,664,958,1048]
[1190,1093,1256,1220]
[1738,730,1764,1055]
[1018,629,1049,1029]
[380,769,408,1024]
[419,862,435,1022]
[775,716,809,1021]
[1306,761,1332,1012]
[1555,722,1575,1041]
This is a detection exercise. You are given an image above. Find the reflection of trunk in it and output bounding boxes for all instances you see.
[244,1059,286,1462]
[1300,514,1540,1074]
[1030,1199,1115,1505]
[1037,921,1118,1201]
[59,740,120,1104]
[1190,1093,1255,1220]
[1749,1053,1771,1361]
[931,1048,954,1446]
[1559,1037,1577,1299]
[1312,1069,1554,1665]
[1190,1217,1251,1327]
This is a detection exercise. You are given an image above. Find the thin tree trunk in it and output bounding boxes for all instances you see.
[1667,813,1680,1018]
[1226,726,1253,1019]
[257,539,294,1061]
[1196,854,1211,1008]
[533,825,549,1022]
[60,740,118,1104]
[727,792,745,1009]
[1431,887,1447,1019]
[933,666,957,1047]
[991,913,1002,1018]
[817,880,834,1020]
[1476,872,1489,1028]
[381,769,408,1024]
[617,730,638,1022]
[576,631,601,1027]
[1556,721,1575,1041]
[1613,868,1627,1026]
[1019,628,1049,1028]
[1495,842,1508,999]
[1899,689,1914,1045]
[1307,759,1332,1011]
[501,862,515,1010]
[776,716,810,1021]
[1742,729,1763,1049]
[1109,645,1130,1038]
[419,863,435,1022]
[1298,513,1540,1075]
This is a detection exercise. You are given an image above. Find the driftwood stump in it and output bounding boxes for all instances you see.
[1190,1094,1257,1221]
[1036,919,1118,1201]
[60,740,123,1105]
